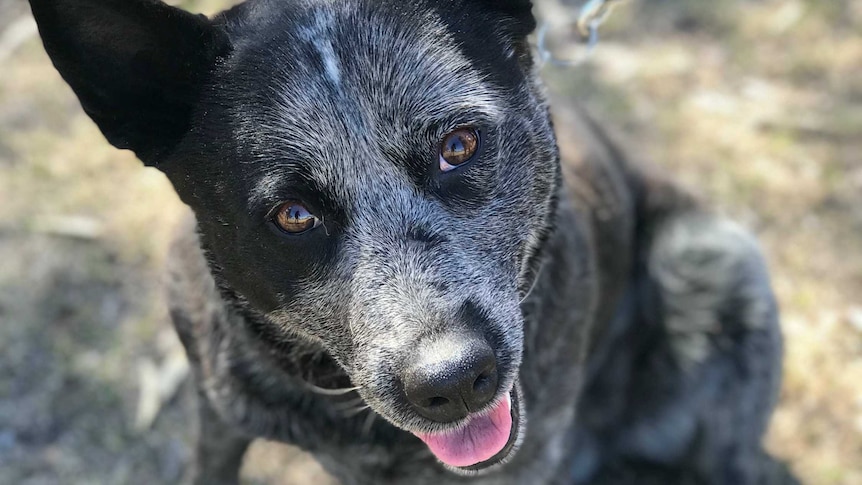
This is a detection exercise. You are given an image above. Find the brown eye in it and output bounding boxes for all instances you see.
[273,201,320,234]
[439,128,480,172]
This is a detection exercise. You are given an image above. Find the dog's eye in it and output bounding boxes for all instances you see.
[439,128,480,172]
[272,201,321,235]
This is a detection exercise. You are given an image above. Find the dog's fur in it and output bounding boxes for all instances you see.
[29,0,797,483]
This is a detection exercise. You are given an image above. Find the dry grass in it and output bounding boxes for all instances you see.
[0,0,859,483]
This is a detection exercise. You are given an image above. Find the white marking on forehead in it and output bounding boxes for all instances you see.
[296,9,342,86]
[252,2,509,196]
[317,37,341,86]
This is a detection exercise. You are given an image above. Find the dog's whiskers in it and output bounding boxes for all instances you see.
[361,409,377,436]
[332,396,367,412]
[303,383,361,396]
[341,404,371,418]
[519,263,545,305]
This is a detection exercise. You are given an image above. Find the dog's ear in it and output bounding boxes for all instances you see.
[480,0,536,38]
[28,0,231,165]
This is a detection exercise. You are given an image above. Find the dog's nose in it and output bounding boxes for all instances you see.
[403,334,499,423]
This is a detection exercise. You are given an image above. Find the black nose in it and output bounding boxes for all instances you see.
[403,333,499,423]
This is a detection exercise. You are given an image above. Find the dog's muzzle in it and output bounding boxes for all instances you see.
[401,332,523,470]
[413,385,522,470]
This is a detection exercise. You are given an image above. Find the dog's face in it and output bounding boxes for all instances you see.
[31,0,558,472]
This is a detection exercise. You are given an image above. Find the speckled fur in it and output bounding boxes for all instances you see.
[29,0,796,483]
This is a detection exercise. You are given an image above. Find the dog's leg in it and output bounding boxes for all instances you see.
[619,211,788,484]
[188,390,252,485]
[577,209,796,485]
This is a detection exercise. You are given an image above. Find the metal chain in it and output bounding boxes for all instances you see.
[538,0,628,67]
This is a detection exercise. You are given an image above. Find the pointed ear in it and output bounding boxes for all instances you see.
[28,0,231,165]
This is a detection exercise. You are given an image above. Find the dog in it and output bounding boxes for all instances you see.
[29,0,797,483]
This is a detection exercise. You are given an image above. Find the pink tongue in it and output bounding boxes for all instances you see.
[414,395,512,468]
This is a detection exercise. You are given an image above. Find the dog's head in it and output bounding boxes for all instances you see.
[31,0,559,472]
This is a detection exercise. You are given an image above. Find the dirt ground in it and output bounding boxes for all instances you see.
[1,0,860,484]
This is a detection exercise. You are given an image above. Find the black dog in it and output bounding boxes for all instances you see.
[29,0,796,483]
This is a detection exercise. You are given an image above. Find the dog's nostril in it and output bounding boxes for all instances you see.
[403,333,499,422]
[473,372,492,393]
[425,396,450,408]
[468,363,498,410]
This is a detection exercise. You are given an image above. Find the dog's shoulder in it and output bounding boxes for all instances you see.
[616,211,784,481]
[644,209,782,371]
[554,102,779,348]
[560,104,785,482]
[551,103,700,326]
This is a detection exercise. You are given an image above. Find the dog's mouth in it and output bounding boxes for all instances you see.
[412,386,522,471]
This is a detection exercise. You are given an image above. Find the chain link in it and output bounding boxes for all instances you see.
[538,0,627,67]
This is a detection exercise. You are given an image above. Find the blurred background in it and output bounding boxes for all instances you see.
[0,0,860,483]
